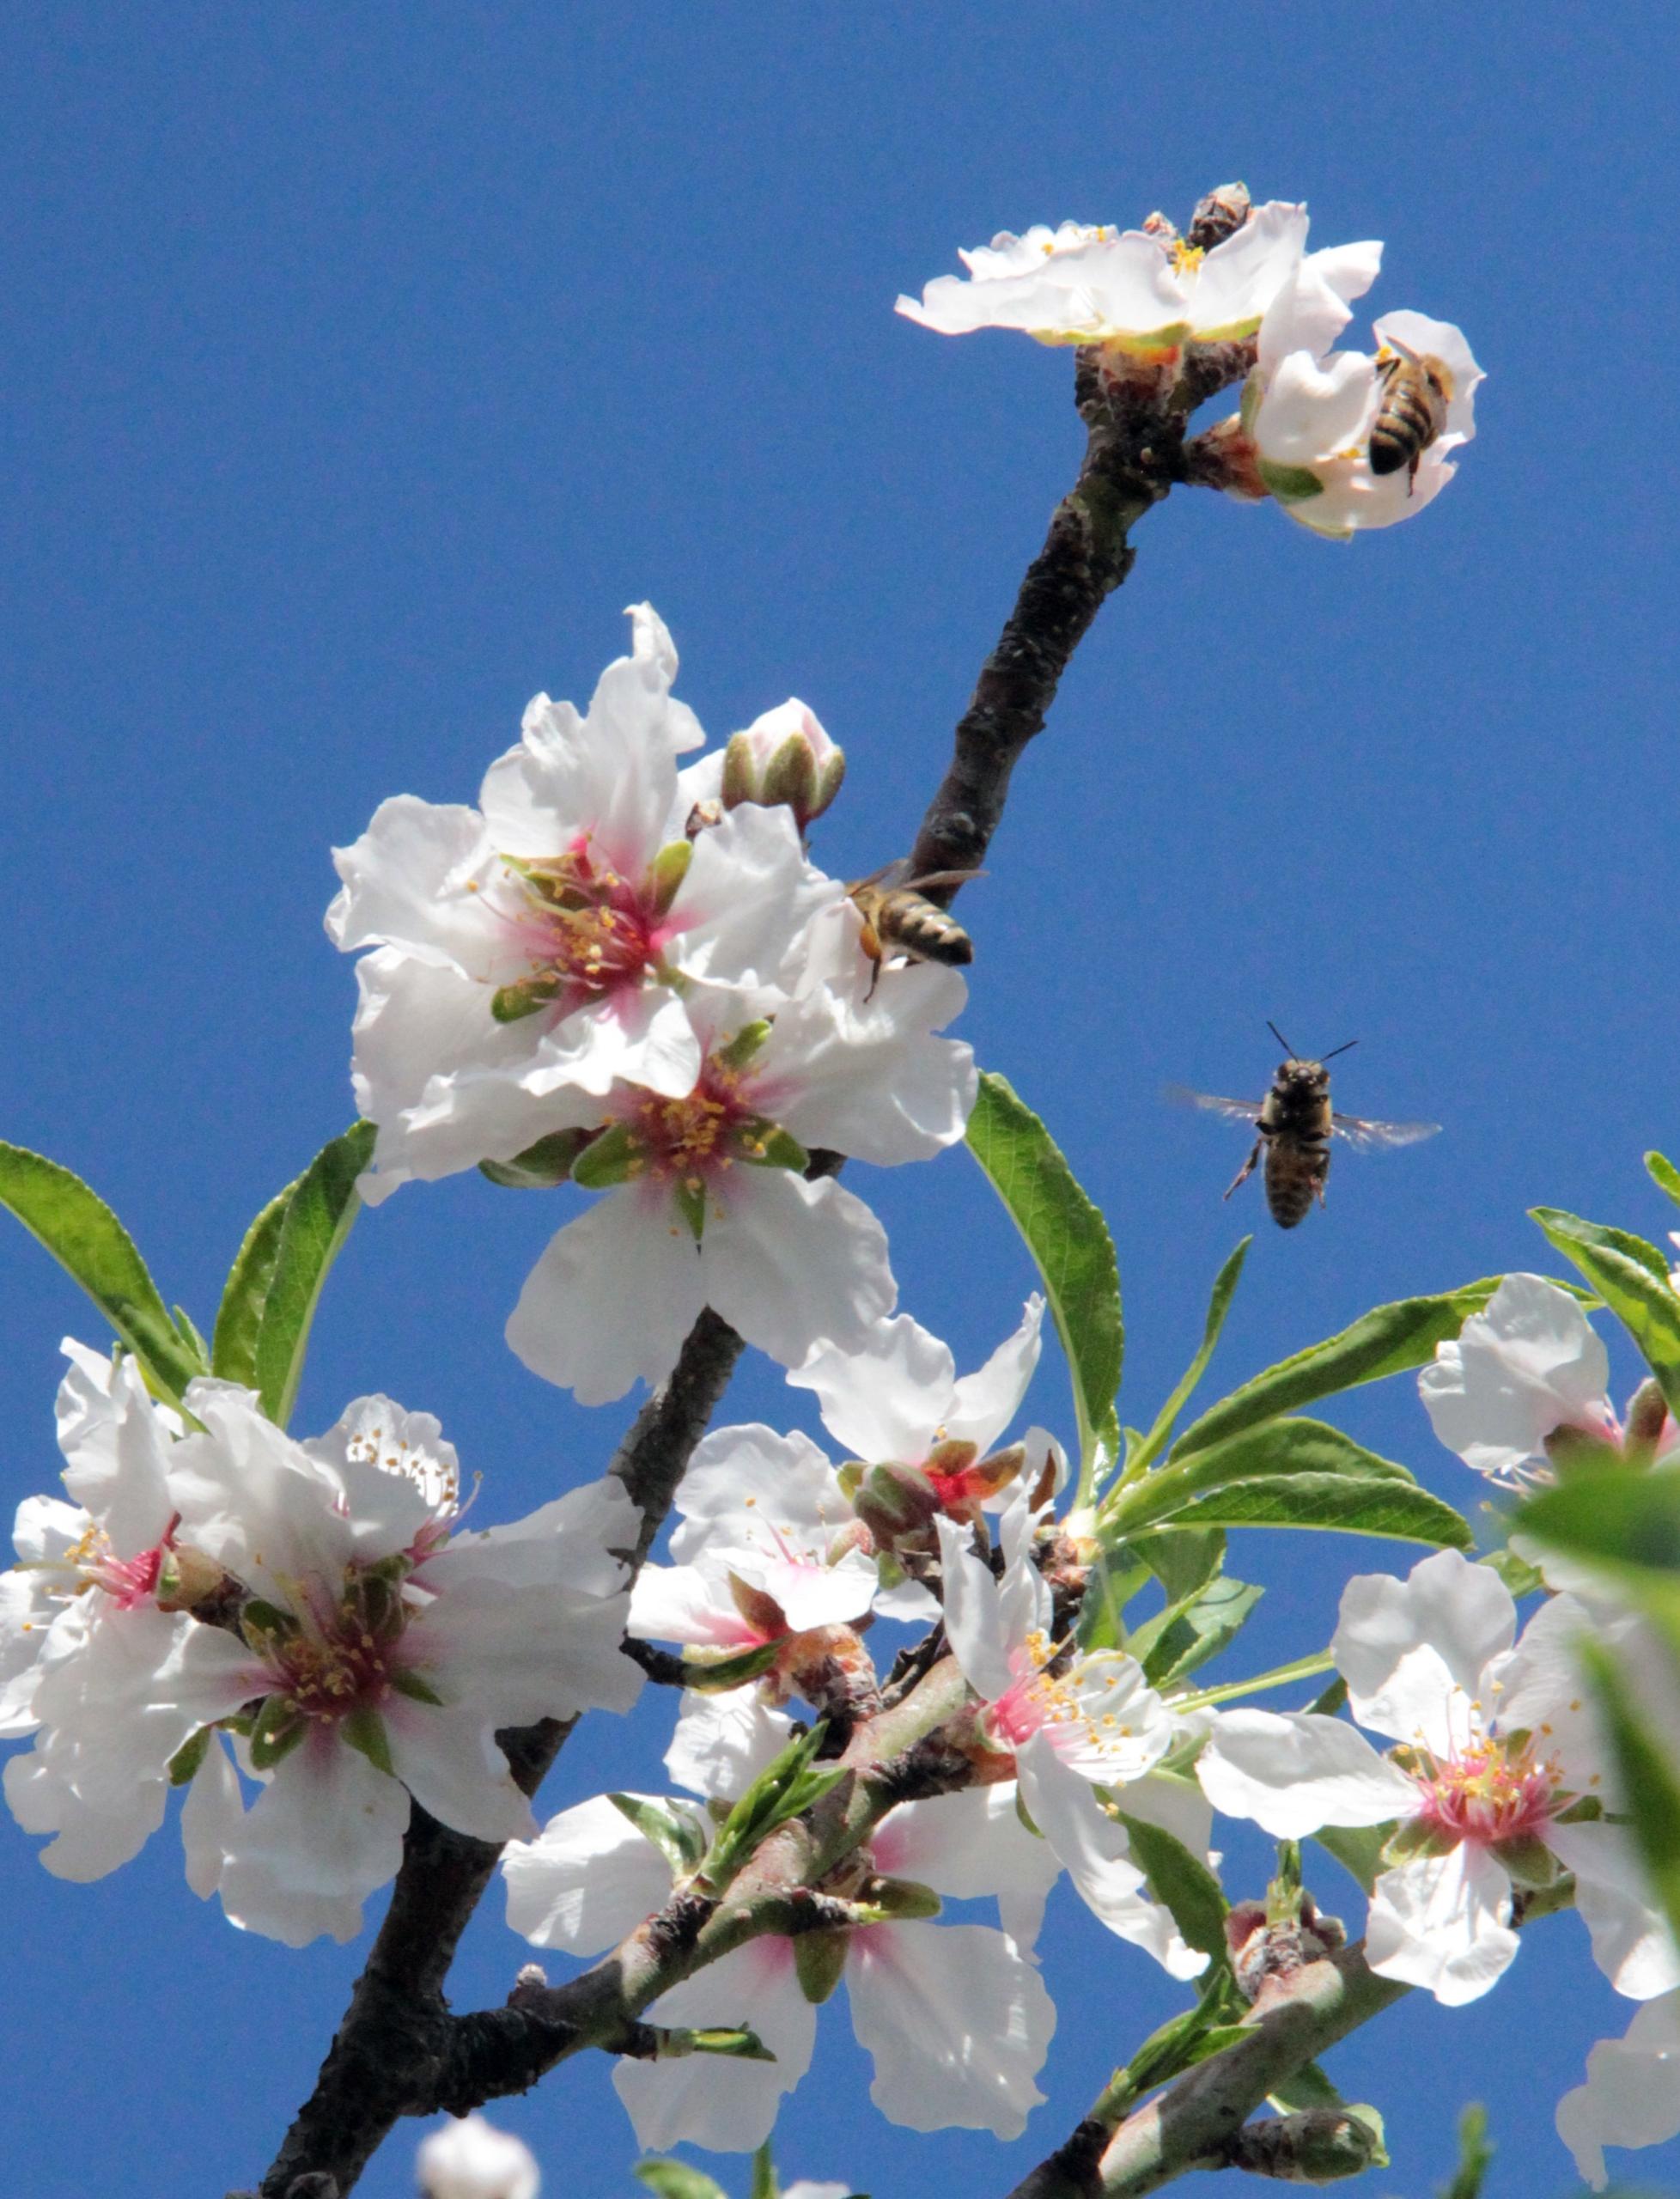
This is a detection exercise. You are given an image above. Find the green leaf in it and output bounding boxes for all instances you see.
[1312,1822,1391,1895]
[1139,1526,1227,1604]
[1518,1462,1680,1623]
[0,1141,204,1402]
[210,1182,295,1387]
[1117,1812,1228,1966]
[1267,2061,1342,2115]
[1576,1637,1680,1959]
[1075,1549,1152,1651]
[1647,1151,1680,1211]
[1134,1575,1264,1690]
[1129,1238,1251,1474]
[1135,1471,1472,1550]
[1107,1417,1426,1540]
[966,1073,1122,1488]
[478,1129,593,1189]
[1531,1207,1680,1419]
[241,1123,376,1428]
[609,1794,709,1877]
[749,2141,778,2199]
[1441,2103,1494,2199]
[635,2163,731,2199]
[1170,1279,1515,1459]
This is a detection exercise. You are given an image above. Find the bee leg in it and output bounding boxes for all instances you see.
[1223,1141,1263,1201]
[863,955,883,1004]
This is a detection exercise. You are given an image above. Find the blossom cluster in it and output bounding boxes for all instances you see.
[327,606,976,1404]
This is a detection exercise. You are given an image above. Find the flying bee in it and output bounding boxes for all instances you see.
[1169,1024,1441,1230]
[1369,338,1453,490]
[847,861,980,1001]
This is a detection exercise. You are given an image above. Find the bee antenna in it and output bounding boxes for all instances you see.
[1321,1039,1360,1062]
[1265,1020,1297,1057]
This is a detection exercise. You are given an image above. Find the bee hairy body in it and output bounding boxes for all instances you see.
[1369,349,1452,488]
[847,863,977,999]
[1256,1070,1334,1230]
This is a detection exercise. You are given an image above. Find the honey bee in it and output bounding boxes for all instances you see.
[847,862,979,1000]
[1369,339,1453,490]
[1169,1024,1440,1230]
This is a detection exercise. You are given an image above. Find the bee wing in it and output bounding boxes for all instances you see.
[903,868,986,891]
[1329,1113,1442,1153]
[1165,1086,1265,1129]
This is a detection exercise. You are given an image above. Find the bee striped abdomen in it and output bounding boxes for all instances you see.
[1369,355,1451,482]
[1263,1136,1330,1228]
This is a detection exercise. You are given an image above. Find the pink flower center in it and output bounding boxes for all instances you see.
[64,1520,169,1609]
[618,1056,774,1193]
[498,838,673,1007]
[1410,1734,1561,1849]
[247,1573,411,1725]
[989,1631,1077,1748]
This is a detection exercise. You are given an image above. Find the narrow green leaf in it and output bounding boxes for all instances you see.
[1139,1526,1227,1605]
[635,2164,731,2199]
[1577,1638,1680,1961]
[0,1141,202,1401]
[1107,1418,1423,1540]
[1441,2103,1494,2199]
[1133,1471,1472,1550]
[749,2141,777,2199]
[251,1123,377,1427]
[1134,1576,1264,1690]
[966,1073,1122,1488]
[1117,1812,1228,1965]
[1075,1550,1152,1650]
[172,1305,210,1366]
[210,1181,296,1386]
[1531,1207,1680,1419]
[609,1794,709,1877]
[1170,1279,1515,1459]
[1647,1151,1680,1211]
[1129,1238,1251,1474]
[1311,1823,1391,1894]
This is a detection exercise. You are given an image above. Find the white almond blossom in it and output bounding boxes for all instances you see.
[504,972,975,1404]
[328,605,841,1201]
[1196,1550,1677,2007]
[1555,1990,1680,2190]
[1419,1273,1629,1488]
[4,1372,641,1946]
[1248,281,1482,537]
[417,2113,541,2199]
[897,201,1354,352]
[503,1694,1056,2150]
[936,1498,1209,1978]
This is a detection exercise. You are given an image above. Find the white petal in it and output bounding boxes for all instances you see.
[770,970,976,1166]
[944,1296,1046,1454]
[1335,1550,1514,1746]
[845,1920,1054,2137]
[327,795,495,964]
[788,1314,957,1465]
[169,1385,356,1609]
[1365,1845,1518,2006]
[384,1696,537,1843]
[1556,1993,1680,2191]
[664,1688,794,1801]
[503,1792,678,1954]
[628,1562,762,1650]
[181,1731,246,1899]
[1196,1709,1416,1837]
[872,1786,1061,1949]
[216,1733,410,1946]
[668,1424,849,1569]
[673,804,842,991]
[54,1343,178,1556]
[1017,1733,1205,1979]
[743,1549,877,1633]
[1547,1819,1680,2000]
[416,2112,541,2199]
[934,1516,1016,1703]
[613,1938,814,2152]
[1188,200,1307,338]
[505,1192,706,1404]
[1418,1274,1611,1481]
[409,1573,640,1726]
[701,1171,896,1372]
[3,1739,168,1879]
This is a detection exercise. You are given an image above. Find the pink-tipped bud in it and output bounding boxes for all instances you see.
[721,701,846,831]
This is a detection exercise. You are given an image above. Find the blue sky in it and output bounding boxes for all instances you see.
[3,5,1677,2194]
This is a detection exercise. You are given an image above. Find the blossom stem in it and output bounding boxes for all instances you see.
[1176,1650,1336,1711]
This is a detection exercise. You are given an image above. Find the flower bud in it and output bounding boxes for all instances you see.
[794,1928,850,2006]
[154,1541,227,1613]
[852,1460,940,1553]
[721,701,846,832]
[1228,2107,1385,2184]
[1543,1422,1624,1478]
[1625,1376,1671,1458]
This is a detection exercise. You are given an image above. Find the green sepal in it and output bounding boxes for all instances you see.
[478,1130,593,1189]
[762,735,819,819]
[673,1175,709,1243]
[388,1666,446,1708]
[1257,458,1326,503]
[1382,1814,1453,1867]
[240,1599,299,1648]
[339,1707,394,1777]
[167,1727,213,1788]
[490,973,562,1023]
[571,1121,643,1190]
[1239,366,1263,436]
[717,1020,772,1072]
[680,1641,782,1692]
[248,1695,308,1772]
[1495,1833,1558,1887]
[1310,1822,1391,1894]
[794,1928,850,2006]
[720,731,758,809]
[858,1875,941,1920]
[741,1124,809,1173]
[649,838,693,915]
